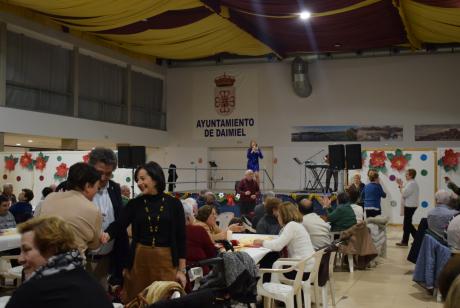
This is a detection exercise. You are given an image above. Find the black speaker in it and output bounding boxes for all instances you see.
[346,144,362,170]
[117,146,146,168]
[328,144,345,170]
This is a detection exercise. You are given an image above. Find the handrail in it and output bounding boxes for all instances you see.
[161,167,275,191]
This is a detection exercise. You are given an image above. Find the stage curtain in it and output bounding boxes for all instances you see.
[394,0,460,47]
[5,0,202,31]
[98,14,273,59]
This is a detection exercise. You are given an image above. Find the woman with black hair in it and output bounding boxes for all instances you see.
[105,161,186,303]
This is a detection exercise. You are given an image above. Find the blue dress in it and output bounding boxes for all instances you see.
[247,148,263,171]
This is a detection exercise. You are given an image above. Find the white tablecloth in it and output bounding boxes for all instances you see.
[0,229,21,252]
[231,233,277,264]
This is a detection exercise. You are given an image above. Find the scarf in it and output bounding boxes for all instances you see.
[27,249,83,282]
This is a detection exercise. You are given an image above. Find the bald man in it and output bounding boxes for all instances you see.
[237,170,260,215]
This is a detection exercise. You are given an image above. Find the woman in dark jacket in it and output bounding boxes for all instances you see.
[6,216,112,308]
[105,161,186,303]
[167,164,178,192]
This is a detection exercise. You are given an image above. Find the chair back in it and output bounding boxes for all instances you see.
[292,249,326,292]
[216,212,235,230]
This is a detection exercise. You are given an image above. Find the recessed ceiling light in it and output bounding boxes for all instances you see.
[16,143,21,146]
[334,43,342,48]
[299,11,311,20]
[27,139,33,143]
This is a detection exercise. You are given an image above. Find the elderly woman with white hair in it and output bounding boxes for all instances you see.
[182,200,216,273]
[427,189,459,236]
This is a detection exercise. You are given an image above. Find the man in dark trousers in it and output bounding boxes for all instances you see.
[56,148,129,293]
[237,169,260,216]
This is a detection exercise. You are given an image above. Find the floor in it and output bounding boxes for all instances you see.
[331,226,443,308]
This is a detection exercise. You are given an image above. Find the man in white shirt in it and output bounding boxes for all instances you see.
[347,187,364,223]
[298,198,331,250]
[396,169,419,246]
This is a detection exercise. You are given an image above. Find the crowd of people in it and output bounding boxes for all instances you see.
[1,147,460,307]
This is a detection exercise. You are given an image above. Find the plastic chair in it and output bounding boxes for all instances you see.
[0,256,22,288]
[257,251,322,308]
[266,249,326,308]
[330,231,353,273]
[216,212,234,231]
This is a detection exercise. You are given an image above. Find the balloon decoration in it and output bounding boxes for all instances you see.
[34,152,49,171]
[438,149,460,172]
[4,155,18,172]
[19,152,34,170]
[54,163,69,181]
[369,151,387,173]
[388,149,411,172]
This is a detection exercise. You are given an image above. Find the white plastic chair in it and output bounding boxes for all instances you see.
[257,252,319,308]
[259,249,326,308]
[216,212,234,231]
[330,231,353,273]
[0,256,22,288]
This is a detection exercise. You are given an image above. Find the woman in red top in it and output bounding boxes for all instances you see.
[182,200,216,273]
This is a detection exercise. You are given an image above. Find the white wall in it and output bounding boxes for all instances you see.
[167,53,460,190]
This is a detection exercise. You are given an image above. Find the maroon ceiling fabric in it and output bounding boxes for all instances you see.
[413,0,460,8]
[226,0,407,56]
[201,0,365,15]
[97,7,213,34]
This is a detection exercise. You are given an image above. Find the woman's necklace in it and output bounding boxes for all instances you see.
[144,196,165,247]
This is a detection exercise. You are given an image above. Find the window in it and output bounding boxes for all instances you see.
[131,71,165,130]
[78,54,127,124]
[6,31,72,116]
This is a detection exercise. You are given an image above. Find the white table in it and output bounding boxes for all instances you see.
[232,233,277,264]
[0,229,21,252]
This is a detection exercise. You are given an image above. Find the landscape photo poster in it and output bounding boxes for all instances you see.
[291,125,403,142]
[415,124,460,141]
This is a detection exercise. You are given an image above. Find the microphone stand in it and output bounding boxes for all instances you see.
[305,149,325,164]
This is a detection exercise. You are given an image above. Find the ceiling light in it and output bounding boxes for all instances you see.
[299,11,311,20]
[16,143,21,146]
[27,139,33,143]
[334,44,342,48]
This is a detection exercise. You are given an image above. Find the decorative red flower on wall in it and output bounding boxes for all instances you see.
[20,152,34,170]
[369,151,387,172]
[388,149,412,172]
[438,149,460,172]
[4,155,18,172]
[34,152,49,171]
[82,152,91,163]
[54,163,69,181]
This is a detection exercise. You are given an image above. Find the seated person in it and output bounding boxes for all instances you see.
[253,202,315,273]
[6,216,112,308]
[9,188,34,224]
[298,198,331,250]
[252,191,275,228]
[182,197,198,216]
[447,213,460,250]
[0,195,16,229]
[427,189,459,237]
[195,205,244,241]
[347,187,364,223]
[197,189,211,208]
[438,255,460,300]
[183,202,216,274]
[321,192,357,232]
[33,186,54,217]
[204,192,220,209]
[256,197,281,235]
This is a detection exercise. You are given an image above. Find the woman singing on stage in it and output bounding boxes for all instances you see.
[247,140,263,185]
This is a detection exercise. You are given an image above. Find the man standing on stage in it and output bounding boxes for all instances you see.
[324,154,338,193]
[237,169,260,216]
[396,169,419,247]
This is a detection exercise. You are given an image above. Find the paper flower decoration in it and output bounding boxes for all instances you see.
[438,149,460,172]
[227,194,235,206]
[387,149,411,172]
[369,151,387,173]
[34,152,49,171]
[54,163,69,181]
[4,155,18,172]
[20,152,34,170]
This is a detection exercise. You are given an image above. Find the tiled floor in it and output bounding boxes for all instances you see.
[332,226,443,308]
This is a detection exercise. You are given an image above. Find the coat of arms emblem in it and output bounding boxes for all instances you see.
[214,73,235,116]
